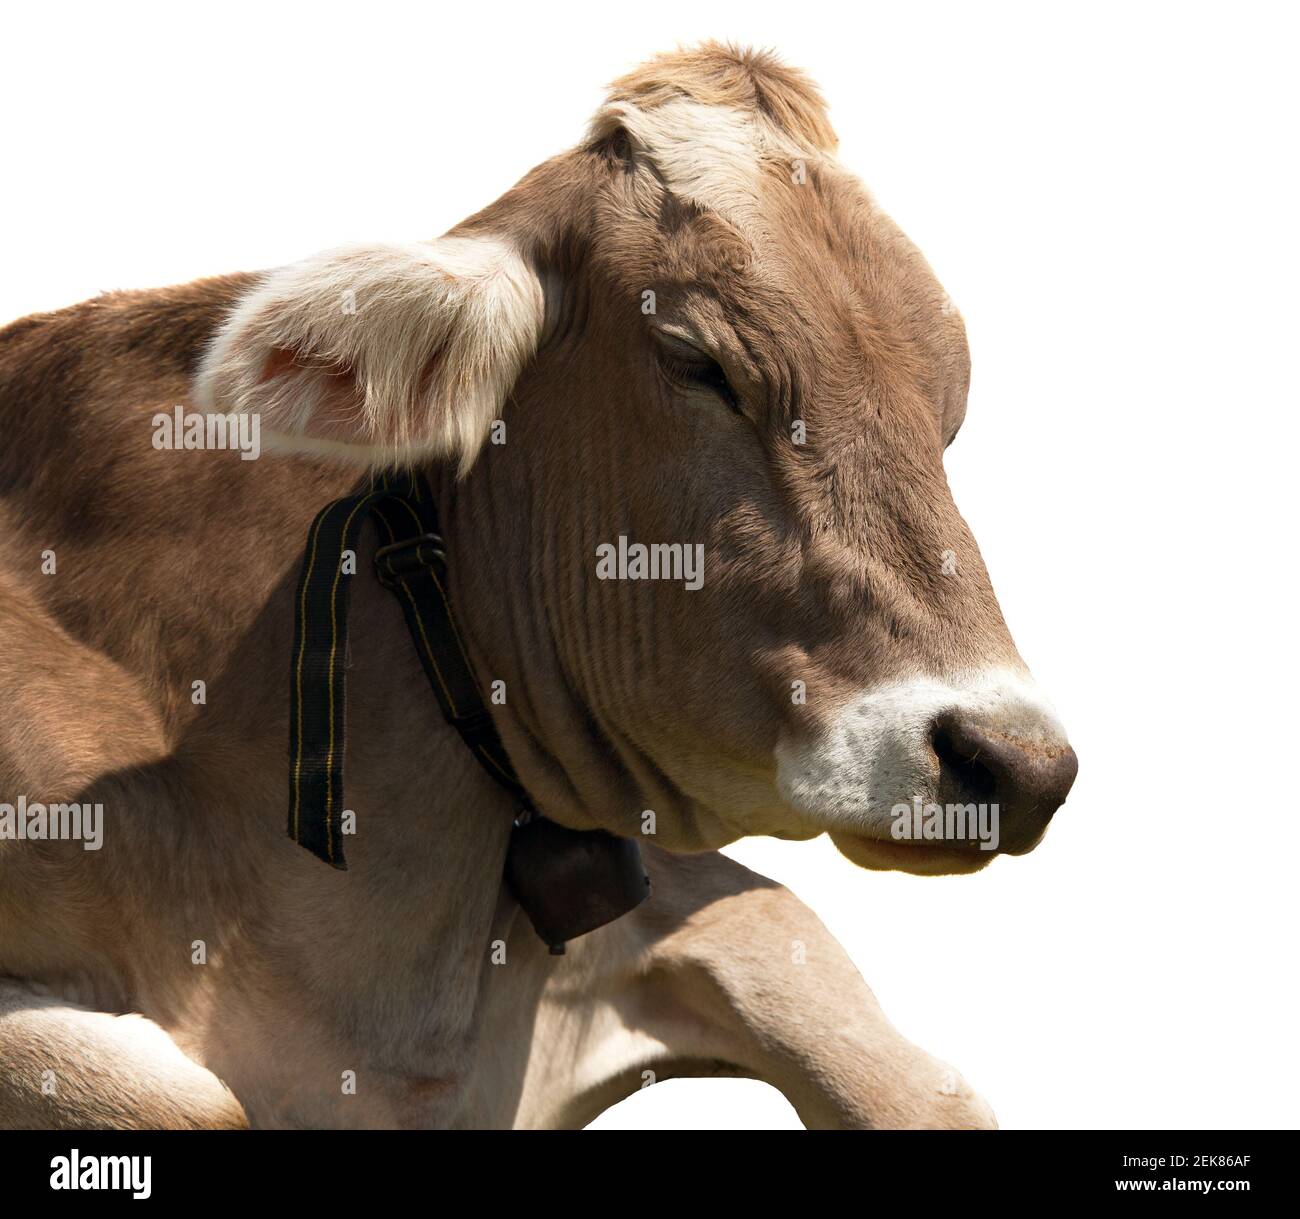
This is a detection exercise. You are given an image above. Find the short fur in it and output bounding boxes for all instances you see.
[0,44,1073,1128]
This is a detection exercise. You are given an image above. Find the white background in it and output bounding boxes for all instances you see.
[3,1,1296,1129]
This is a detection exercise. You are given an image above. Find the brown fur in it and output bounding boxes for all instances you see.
[600,40,840,152]
[0,44,1069,1128]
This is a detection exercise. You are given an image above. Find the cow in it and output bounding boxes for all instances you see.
[0,42,1077,1129]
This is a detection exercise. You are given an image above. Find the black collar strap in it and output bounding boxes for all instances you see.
[288,470,650,951]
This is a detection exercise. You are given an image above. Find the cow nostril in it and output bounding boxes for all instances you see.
[931,721,999,806]
[930,711,1079,851]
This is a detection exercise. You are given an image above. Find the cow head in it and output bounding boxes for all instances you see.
[196,43,1077,874]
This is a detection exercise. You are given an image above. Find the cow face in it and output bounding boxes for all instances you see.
[196,44,1076,874]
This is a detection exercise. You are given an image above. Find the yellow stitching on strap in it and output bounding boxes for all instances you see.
[390,498,479,681]
[292,508,328,842]
[476,744,516,785]
[387,551,460,717]
[323,495,372,861]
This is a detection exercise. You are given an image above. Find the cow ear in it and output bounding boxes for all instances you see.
[193,236,544,471]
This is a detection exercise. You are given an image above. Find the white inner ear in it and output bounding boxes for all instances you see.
[192,236,544,471]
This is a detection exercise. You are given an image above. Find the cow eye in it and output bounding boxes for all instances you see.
[655,337,742,413]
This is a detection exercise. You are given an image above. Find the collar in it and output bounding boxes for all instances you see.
[287,470,650,952]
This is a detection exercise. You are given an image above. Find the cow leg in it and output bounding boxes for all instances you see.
[525,847,996,1130]
[0,980,247,1129]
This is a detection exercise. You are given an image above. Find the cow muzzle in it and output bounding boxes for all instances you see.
[774,667,1078,873]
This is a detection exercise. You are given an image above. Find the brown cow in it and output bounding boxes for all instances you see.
[0,43,1075,1128]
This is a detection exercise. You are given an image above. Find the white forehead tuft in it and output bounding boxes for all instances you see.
[592,97,822,226]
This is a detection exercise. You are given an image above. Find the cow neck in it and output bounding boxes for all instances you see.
[284,468,650,954]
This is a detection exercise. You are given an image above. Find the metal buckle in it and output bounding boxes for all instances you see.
[374,533,446,588]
